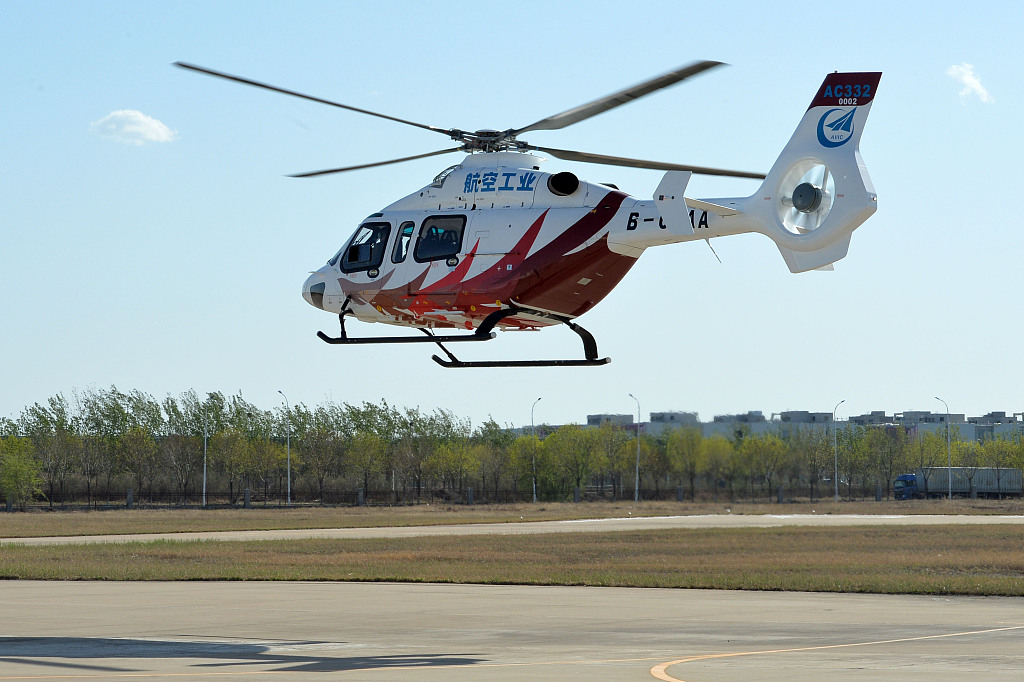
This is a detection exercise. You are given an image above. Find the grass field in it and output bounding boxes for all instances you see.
[2,498,1021,538]
[1,525,1022,595]
[2,501,1021,595]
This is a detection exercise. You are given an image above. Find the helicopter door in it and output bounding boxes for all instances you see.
[407,214,470,312]
[413,214,468,264]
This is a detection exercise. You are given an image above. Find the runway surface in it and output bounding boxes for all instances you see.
[5,513,1024,546]
[3,515,1023,679]
[1,581,1022,680]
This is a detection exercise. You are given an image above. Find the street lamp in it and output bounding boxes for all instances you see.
[202,405,208,507]
[935,396,951,500]
[531,397,542,503]
[832,399,845,502]
[278,390,291,506]
[629,393,640,502]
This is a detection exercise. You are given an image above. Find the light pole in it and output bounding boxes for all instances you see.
[935,396,951,500]
[531,397,542,503]
[278,390,291,506]
[202,405,208,507]
[832,399,845,502]
[629,393,640,502]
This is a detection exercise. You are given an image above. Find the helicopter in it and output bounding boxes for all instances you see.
[176,61,881,368]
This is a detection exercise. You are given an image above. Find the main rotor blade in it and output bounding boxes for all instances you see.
[288,148,462,177]
[532,146,766,179]
[174,62,451,137]
[512,60,725,135]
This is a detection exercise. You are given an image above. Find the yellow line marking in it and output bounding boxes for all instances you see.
[650,624,1024,681]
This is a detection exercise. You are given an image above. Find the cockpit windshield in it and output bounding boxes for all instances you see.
[338,222,390,273]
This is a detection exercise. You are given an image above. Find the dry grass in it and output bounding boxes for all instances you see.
[1,525,1021,595]
[2,498,1020,539]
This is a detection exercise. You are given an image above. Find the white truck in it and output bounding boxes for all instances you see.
[895,467,1023,499]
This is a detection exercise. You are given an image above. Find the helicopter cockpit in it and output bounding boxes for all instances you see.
[332,221,391,274]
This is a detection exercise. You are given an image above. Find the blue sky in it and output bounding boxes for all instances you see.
[2,1,1020,429]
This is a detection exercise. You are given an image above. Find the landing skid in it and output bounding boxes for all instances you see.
[430,312,610,368]
[317,303,610,368]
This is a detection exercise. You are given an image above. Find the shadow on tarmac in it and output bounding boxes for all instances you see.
[0,637,484,674]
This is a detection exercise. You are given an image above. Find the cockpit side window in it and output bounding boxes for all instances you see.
[340,222,391,273]
[391,221,415,264]
[414,215,466,263]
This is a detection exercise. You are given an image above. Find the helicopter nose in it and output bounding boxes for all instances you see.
[302,273,326,310]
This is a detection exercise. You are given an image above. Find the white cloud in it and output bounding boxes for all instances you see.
[91,110,178,145]
[946,63,993,103]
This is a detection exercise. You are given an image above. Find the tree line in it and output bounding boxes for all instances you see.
[2,387,1023,510]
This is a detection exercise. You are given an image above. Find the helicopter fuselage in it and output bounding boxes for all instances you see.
[302,153,694,333]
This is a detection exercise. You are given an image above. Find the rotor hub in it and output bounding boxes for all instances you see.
[791,182,822,213]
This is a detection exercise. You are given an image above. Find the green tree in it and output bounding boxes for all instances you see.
[425,436,478,495]
[78,434,104,504]
[297,404,345,503]
[348,431,387,495]
[160,433,202,502]
[700,435,733,502]
[667,427,703,501]
[509,434,545,500]
[249,438,287,503]
[837,425,867,500]
[400,408,463,499]
[78,386,131,502]
[18,395,80,508]
[545,425,601,495]
[981,437,1016,498]
[641,434,669,498]
[740,433,786,502]
[866,426,908,499]
[594,421,632,498]
[475,418,515,499]
[907,430,947,496]
[720,437,747,502]
[789,427,831,502]
[0,437,43,510]
[953,440,982,496]
[210,428,250,504]
[119,426,157,501]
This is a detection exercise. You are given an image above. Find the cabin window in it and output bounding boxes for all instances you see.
[414,215,466,262]
[392,221,415,264]
[340,222,390,273]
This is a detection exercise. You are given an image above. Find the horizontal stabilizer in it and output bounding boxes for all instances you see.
[684,197,739,216]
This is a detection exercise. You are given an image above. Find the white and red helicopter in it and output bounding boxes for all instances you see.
[177,61,880,368]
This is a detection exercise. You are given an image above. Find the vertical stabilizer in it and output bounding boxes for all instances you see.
[759,72,881,271]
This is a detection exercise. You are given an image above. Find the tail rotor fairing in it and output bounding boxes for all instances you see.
[777,160,835,235]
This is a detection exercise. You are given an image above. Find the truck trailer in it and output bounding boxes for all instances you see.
[894,467,1023,499]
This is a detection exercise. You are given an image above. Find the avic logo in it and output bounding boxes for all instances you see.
[817,108,856,148]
